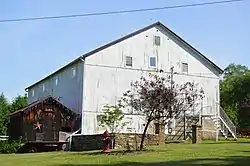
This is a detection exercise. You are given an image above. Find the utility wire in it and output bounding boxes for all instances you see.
[0,0,244,23]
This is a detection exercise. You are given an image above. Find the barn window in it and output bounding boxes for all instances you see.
[42,84,46,92]
[155,123,160,134]
[154,36,161,46]
[182,63,188,73]
[55,77,58,86]
[149,56,157,68]
[72,67,76,78]
[125,56,133,67]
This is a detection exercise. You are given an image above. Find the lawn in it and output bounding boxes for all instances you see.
[0,139,250,166]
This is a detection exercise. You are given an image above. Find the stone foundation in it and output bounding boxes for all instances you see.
[114,133,162,150]
[202,117,218,140]
[202,131,217,140]
[71,133,162,151]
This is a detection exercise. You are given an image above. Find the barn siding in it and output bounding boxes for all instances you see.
[8,113,23,140]
[27,60,84,115]
[82,25,220,135]
[23,23,221,136]
[9,102,76,142]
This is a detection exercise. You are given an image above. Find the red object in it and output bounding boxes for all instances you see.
[103,130,111,153]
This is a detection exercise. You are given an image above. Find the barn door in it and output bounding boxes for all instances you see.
[43,111,56,141]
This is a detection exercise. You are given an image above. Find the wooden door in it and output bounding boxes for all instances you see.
[43,111,56,141]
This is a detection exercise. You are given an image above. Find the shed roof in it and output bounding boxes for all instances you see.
[25,21,223,90]
[9,96,76,116]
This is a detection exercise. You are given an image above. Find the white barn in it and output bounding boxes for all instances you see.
[25,22,236,139]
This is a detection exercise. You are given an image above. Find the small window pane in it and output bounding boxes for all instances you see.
[154,36,160,46]
[149,57,156,67]
[32,90,35,97]
[182,63,188,73]
[72,67,76,78]
[42,84,46,92]
[55,77,58,86]
[125,56,132,67]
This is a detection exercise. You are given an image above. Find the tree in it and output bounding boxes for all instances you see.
[0,93,11,135]
[10,94,28,113]
[220,70,250,128]
[220,63,250,128]
[97,105,125,148]
[0,93,28,136]
[223,63,249,79]
[120,73,204,150]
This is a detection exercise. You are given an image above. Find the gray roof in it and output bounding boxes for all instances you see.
[25,21,223,90]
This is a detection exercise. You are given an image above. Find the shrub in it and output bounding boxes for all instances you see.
[0,139,23,154]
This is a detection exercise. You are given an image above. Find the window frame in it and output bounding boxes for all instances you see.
[71,67,76,78]
[181,62,188,73]
[149,55,157,68]
[55,77,58,86]
[32,89,35,97]
[125,56,133,67]
[154,35,161,46]
[42,84,46,92]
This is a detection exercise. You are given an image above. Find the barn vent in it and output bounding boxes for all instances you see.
[125,56,133,67]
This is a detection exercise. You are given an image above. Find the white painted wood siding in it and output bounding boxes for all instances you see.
[82,25,220,134]
[27,61,84,114]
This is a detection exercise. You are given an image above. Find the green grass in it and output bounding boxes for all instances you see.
[0,138,250,166]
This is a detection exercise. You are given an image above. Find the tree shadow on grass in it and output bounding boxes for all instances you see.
[68,149,168,156]
[56,156,250,166]
[202,141,250,144]
[85,149,167,156]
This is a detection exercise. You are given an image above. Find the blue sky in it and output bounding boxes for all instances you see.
[0,0,249,101]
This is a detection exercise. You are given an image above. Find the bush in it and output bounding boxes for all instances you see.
[0,139,23,154]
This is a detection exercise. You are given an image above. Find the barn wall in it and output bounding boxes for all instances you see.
[8,114,23,140]
[27,60,84,115]
[71,133,161,151]
[82,25,220,135]
[20,103,75,142]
